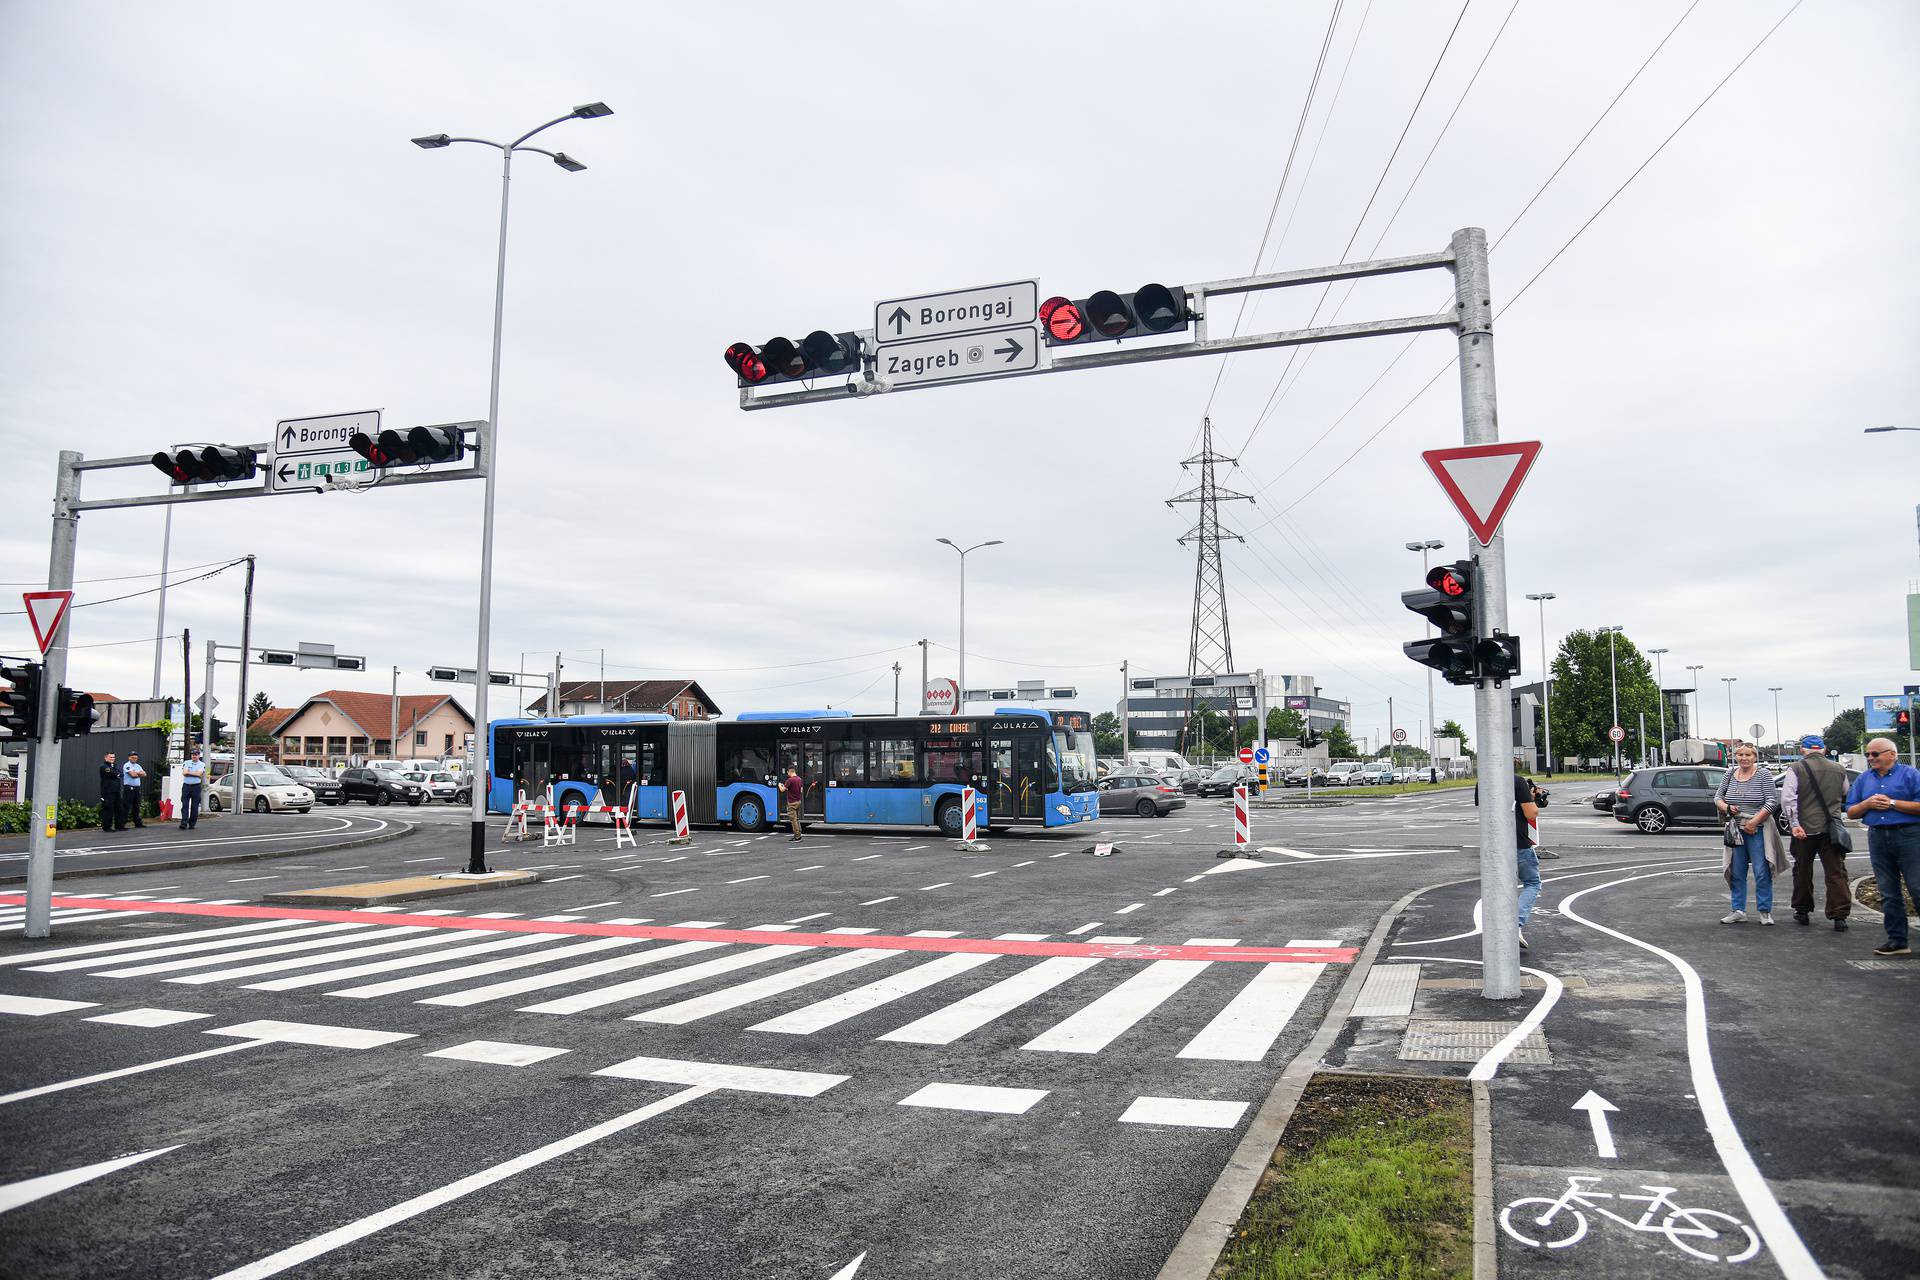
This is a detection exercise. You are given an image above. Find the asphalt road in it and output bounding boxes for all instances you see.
[1,788,1909,1278]
[0,808,412,880]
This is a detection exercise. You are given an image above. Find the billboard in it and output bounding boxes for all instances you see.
[1864,694,1914,732]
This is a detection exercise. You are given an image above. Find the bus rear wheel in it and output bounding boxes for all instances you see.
[936,798,963,837]
[734,796,767,833]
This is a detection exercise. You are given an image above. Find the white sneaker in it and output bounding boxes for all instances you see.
[1721,910,1746,924]
[1517,929,1529,951]
[1759,912,1775,926]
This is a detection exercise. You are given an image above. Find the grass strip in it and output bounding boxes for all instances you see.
[1214,1072,1473,1280]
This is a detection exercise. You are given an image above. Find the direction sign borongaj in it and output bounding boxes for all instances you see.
[268,409,381,494]
[875,326,1044,388]
[875,281,1037,344]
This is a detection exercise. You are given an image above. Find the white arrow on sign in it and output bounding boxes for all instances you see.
[1571,1090,1619,1159]
[873,325,1044,388]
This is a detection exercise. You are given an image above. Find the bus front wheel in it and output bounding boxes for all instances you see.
[734,796,768,833]
[936,798,964,837]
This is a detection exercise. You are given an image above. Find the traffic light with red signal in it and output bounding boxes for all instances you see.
[0,661,41,740]
[1403,561,1479,685]
[54,687,95,739]
[349,426,466,468]
[1038,284,1189,347]
[149,445,258,484]
[725,330,863,386]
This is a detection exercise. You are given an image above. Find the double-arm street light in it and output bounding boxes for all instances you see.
[935,538,1002,711]
[1722,675,1739,741]
[1687,664,1705,743]
[1647,647,1668,765]
[1599,625,1623,771]
[1525,592,1555,774]
[1768,686,1783,751]
[1407,540,1445,764]
[412,101,613,873]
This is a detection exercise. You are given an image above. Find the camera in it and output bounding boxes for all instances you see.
[1531,786,1550,807]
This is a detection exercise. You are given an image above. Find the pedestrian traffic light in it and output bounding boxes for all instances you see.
[1897,707,1913,732]
[1403,560,1479,685]
[725,331,863,386]
[0,661,41,740]
[149,444,256,484]
[1038,283,1189,346]
[54,687,96,739]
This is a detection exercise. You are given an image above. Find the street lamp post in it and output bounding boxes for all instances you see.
[1647,647,1668,765]
[412,101,613,874]
[1687,664,1705,743]
[1768,686,1783,753]
[935,537,1002,709]
[1827,693,1840,726]
[1600,626,1623,772]
[1721,676,1738,741]
[1526,592,1555,774]
[1407,539,1445,765]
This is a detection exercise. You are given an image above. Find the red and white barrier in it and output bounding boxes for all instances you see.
[542,786,579,847]
[611,785,636,850]
[504,790,533,841]
[668,788,691,844]
[1233,785,1250,850]
[955,786,984,849]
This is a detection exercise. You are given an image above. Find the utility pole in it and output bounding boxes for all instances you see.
[202,640,216,761]
[1722,676,1739,741]
[892,662,900,715]
[1527,593,1556,775]
[1120,659,1130,755]
[1768,686,1783,754]
[22,452,81,938]
[180,629,191,763]
[228,556,255,818]
[1168,417,1250,756]
[390,666,399,757]
[1600,626,1623,773]
[554,652,564,714]
[1388,697,1396,767]
[918,639,929,713]
[151,501,174,698]
[1648,647,1669,765]
[1687,664,1705,743]
[599,647,605,711]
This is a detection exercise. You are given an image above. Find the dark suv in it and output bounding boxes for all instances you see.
[281,765,344,806]
[337,767,425,806]
[1611,767,1795,835]
[1196,764,1258,798]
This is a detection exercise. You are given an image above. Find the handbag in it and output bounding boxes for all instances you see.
[1827,815,1854,854]
[1723,817,1745,848]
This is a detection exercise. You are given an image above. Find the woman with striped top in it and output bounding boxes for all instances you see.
[1716,744,1785,924]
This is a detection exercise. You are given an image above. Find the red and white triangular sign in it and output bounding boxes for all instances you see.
[1421,441,1543,546]
[22,591,73,655]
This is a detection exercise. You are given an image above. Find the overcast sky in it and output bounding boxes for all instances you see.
[2,0,1915,750]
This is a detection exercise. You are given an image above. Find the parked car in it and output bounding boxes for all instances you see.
[1611,767,1795,836]
[279,765,343,806]
[1284,767,1329,787]
[1195,764,1257,798]
[204,769,314,814]
[1097,773,1186,817]
[1589,784,1618,812]
[1160,766,1207,794]
[1125,751,1193,775]
[337,767,426,806]
[401,770,462,802]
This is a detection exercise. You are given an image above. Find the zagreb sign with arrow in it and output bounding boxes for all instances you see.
[871,281,1047,389]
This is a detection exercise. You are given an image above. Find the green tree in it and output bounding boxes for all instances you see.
[1092,712,1123,758]
[247,691,273,726]
[1438,719,1472,757]
[1324,724,1358,760]
[1269,707,1305,740]
[1547,630,1661,766]
[1824,708,1864,755]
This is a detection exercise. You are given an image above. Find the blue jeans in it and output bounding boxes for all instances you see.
[1516,847,1541,926]
[1867,822,1920,947]
[1729,830,1772,913]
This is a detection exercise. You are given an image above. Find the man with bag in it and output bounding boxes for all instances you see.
[1782,734,1851,930]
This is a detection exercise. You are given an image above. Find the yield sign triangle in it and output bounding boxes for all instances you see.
[1421,441,1542,546]
[22,591,73,655]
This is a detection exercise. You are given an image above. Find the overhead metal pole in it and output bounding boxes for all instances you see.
[1723,676,1738,741]
[23,452,82,938]
[1601,626,1622,773]
[1687,664,1705,744]
[1451,227,1520,1002]
[1648,648,1669,765]
[1120,659,1130,754]
[229,556,255,818]
[1527,593,1556,775]
[892,662,900,715]
[1768,686,1782,753]
[151,500,173,698]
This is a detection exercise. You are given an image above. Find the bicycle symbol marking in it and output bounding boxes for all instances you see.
[1500,1176,1760,1263]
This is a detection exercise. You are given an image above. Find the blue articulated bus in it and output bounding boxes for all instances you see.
[487,707,1099,835]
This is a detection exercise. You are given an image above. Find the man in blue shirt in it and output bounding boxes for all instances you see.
[120,752,147,829]
[1845,737,1920,957]
[178,748,207,830]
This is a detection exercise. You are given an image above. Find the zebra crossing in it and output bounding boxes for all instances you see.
[0,902,1347,1066]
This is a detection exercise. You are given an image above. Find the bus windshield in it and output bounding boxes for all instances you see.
[1056,728,1097,791]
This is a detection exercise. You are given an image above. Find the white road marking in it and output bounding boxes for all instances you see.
[204,1087,714,1280]
[851,854,882,861]
[0,993,98,1016]
[828,1254,867,1280]
[471,912,523,919]
[594,1055,846,1097]
[905,846,928,852]
[26,922,376,974]
[726,876,769,885]
[650,888,700,898]
[918,882,952,891]
[519,944,811,1015]
[749,935,1033,1035]
[237,933,562,991]
[1119,1096,1249,1129]
[1049,850,1074,858]
[1013,860,1035,867]
[205,1019,415,1049]
[226,875,280,883]
[1114,903,1144,915]
[543,875,585,883]
[1177,963,1324,1062]
[629,948,901,1025]
[601,917,651,925]
[417,940,721,1008]
[969,871,998,878]
[426,1040,571,1067]
[0,1145,180,1214]
[93,927,430,979]
[1183,875,1205,883]
[898,1082,1047,1115]
[328,937,645,999]
[859,896,897,906]
[880,956,1105,1045]
[1067,922,1102,935]
[796,864,825,871]
[85,1007,212,1027]
[1153,888,1176,897]
[0,1040,261,1106]
[532,914,587,922]
[786,912,831,924]
[405,857,442,864]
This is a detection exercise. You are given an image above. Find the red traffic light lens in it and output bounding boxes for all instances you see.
[724,342,768,383]
[1428,565,1469,596]
[1087,289,1131,337]
[1039,296,1084,342]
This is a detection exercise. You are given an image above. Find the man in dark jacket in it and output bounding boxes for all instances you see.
[1783,734,1850,929]
[98,752,123,831]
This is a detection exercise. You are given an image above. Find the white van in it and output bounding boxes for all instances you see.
[1126,750,1192,775]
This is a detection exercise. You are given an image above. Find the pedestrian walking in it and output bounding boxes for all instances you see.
[1512,771,1542,950]
[1716,743,1784,924]
[1782,735,1851,929]
[1844,736,1920,957]
[179,748,207,830]
[98,752,122,831]
[783,767,805,841]
[121,752,147,828]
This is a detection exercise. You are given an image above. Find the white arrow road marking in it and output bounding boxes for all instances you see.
[828,1254,866,1279]
[0,1145,179,1214]
[1571,1090,1620,1159]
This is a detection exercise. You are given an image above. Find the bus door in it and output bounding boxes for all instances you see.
[989,737,1046,820]
[776,741,827,816]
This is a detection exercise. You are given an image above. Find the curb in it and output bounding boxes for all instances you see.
[1472,1079,1495,1279]
[0,819,418,883]
[1155,873,1476,1279]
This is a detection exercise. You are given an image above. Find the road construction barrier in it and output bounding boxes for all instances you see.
[669,789,691,844]
[955,786,985,850]
[505,790,533,841]
[542,786,579,848]
[611,785,636,849]
[1234,785,1250,849]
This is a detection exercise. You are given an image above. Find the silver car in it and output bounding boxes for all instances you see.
[205,769,314,814]
[1097,773,1186,818]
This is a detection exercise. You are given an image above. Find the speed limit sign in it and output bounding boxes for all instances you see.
[1607,725,1626,743]
[1391,729,1407,744]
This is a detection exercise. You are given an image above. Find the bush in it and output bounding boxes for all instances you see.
[0,798,102,834]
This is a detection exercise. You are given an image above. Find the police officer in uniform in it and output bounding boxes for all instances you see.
[98,752,123,831]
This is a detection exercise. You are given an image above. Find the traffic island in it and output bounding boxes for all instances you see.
[262,869,539,906]
[1210,1071,1475,1280]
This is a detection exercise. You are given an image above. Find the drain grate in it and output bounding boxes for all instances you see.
[1399,1019,1551,1064]
[1847,960,1914,973]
